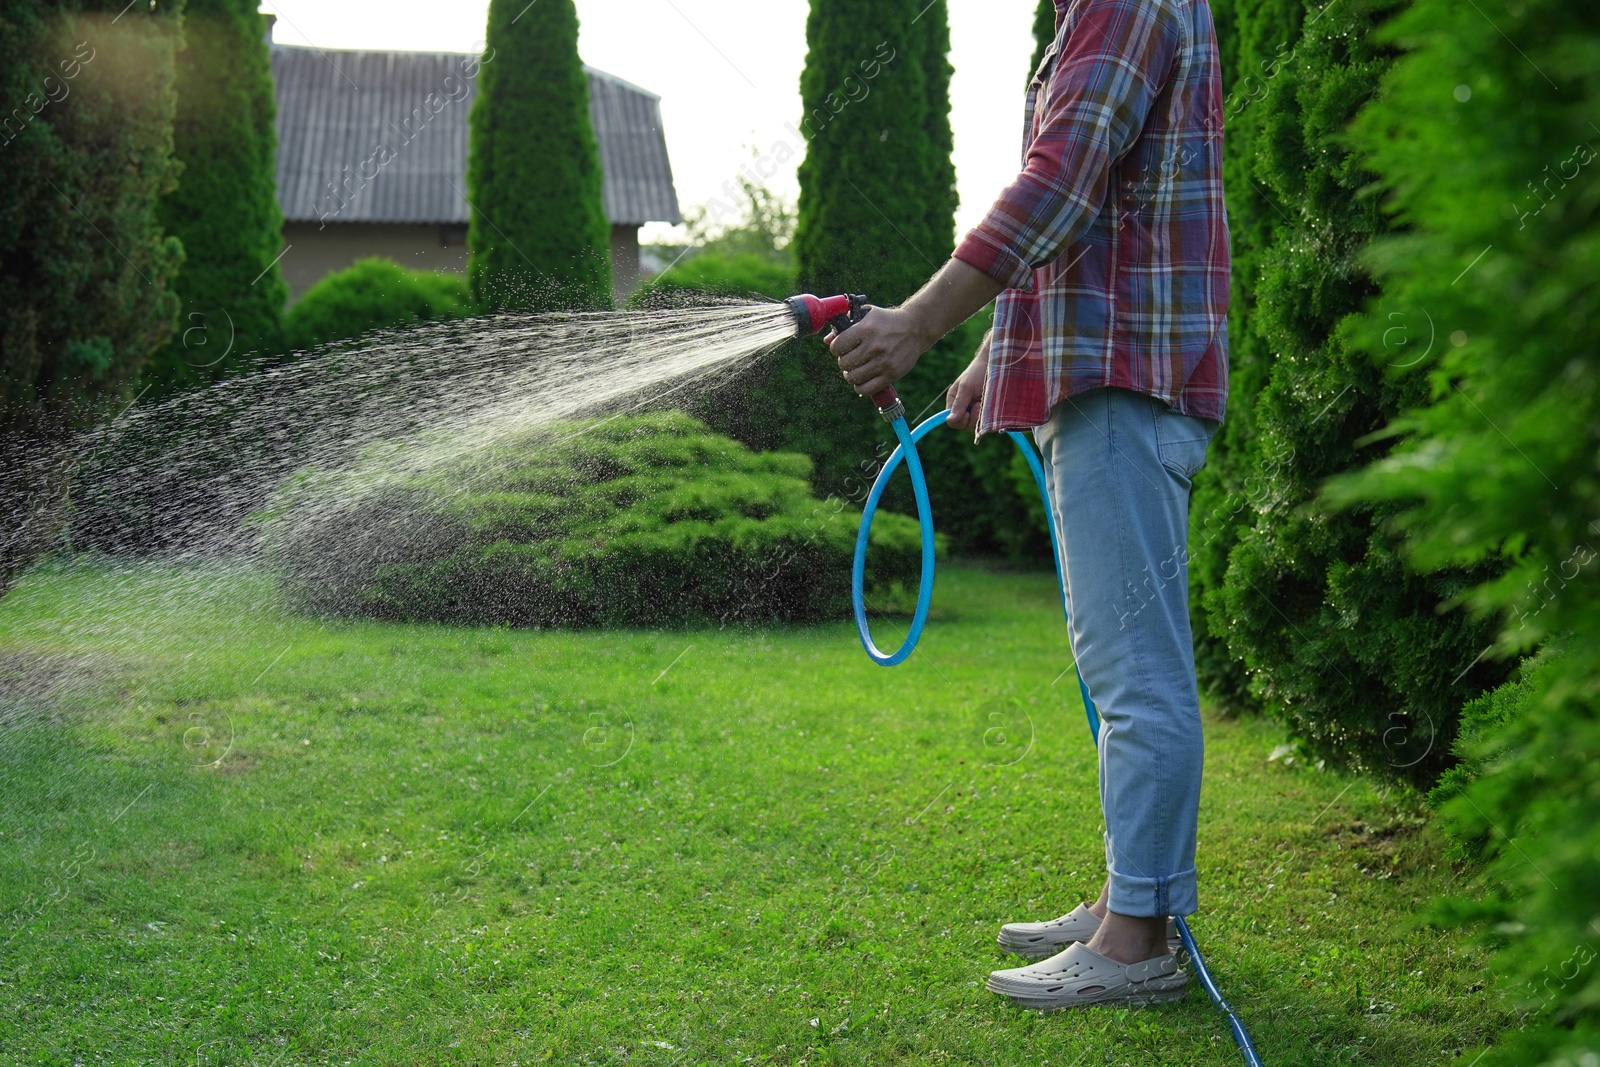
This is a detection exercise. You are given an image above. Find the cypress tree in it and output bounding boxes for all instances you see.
[149,0,286,390]
[916,1,956,260]
[795,0,946,308]
[1329,3,1600,1059]
[0,1,184,581]
[1193,0,1507,784]
[792,0,956,496]
[1030,0,1056,76]
[0,1,184,425]
[467,0,610,311]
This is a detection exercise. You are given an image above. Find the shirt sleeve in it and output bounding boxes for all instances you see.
[954,0,1182,290]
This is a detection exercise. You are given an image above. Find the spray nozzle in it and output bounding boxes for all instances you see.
[785,293,904,422]
[784,293,868,338]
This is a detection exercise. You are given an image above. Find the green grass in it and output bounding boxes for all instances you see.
[0,560,1504,1065]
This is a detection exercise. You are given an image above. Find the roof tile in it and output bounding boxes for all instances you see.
[271,46,682,227]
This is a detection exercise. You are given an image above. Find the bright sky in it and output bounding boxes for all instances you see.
[261,0,1038,244]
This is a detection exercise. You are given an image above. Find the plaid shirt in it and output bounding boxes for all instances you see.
[954,0,1230,435]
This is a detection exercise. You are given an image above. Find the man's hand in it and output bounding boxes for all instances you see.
[946,333,991,432]
[829,305,934,400]
[827,257,1005,401]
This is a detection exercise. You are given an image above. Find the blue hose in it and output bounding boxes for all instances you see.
[851,407,1263,1067]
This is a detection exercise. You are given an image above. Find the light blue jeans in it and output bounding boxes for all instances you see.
[1033,387,1217,919]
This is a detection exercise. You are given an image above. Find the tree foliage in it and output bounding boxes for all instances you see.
[791,0,957,498]
[1328,0,1600,1057]
[466,0,610,311]
[1030,0,1056,77]
[0,1,184,428]
[1190,0,1505,784]
[0,1,185,585]
[149,0,286,391]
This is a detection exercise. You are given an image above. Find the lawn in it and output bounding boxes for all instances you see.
[0,560,1504,1065]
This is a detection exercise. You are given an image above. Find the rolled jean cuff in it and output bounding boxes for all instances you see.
[1107,865,1199,918]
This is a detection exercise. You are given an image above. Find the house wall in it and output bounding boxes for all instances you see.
[609,225,641,303]
[279,221,645,304]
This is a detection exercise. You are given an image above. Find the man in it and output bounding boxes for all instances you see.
[829,0,1229,1011]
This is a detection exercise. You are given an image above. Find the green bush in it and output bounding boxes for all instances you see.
[627,252,796,306]
[467,0,610,311]
[283,258,474,352]
[1189,0,1506,785]
[260,412,925,628]
[1425,651,1554,860]
[1327,0,1600,1058]
[149,0,287,390]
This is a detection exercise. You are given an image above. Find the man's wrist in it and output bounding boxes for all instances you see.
[902,302,945,353]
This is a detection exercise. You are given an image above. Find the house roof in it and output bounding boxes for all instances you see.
[270,45,682,227]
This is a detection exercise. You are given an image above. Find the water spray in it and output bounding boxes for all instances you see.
[796,293,1264,1066]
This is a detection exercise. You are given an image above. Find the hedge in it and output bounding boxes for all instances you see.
[1191,0,1505,785]
[259,412,926,628]
[1328,0,1600,1058]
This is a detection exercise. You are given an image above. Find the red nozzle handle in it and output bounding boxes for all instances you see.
[785,293,867,337]
[785,293,902,417]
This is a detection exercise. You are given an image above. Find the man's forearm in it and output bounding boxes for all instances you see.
[899,258,1006,348]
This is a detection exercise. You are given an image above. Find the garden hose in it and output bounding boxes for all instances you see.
[849,403,1264,1067]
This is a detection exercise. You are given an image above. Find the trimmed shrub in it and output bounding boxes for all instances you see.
[1327,0,1600,1058]
[283,258,474,352]
[260,412,925,628]
[467,0,610,311]
[1190,0,1506,785]
[628,252,796,306]
[149,0,287,390]
[1425,651,1553,860]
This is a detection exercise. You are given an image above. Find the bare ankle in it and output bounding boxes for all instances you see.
[1086,909,1168,965]
[1087,879,1111,919]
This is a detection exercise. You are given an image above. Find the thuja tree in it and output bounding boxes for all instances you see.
[792,0,957,498]
[1189,0,1506,784]
[1187,0,1291,711]
[0,1,184,583]
[1329,1,1600,1059]
[150,0,286,390]
[886,0,1047,555]
[0,1,184,425]
[788,0,1041,556]
[1030,0,1055,75]
[467,0,610,311]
